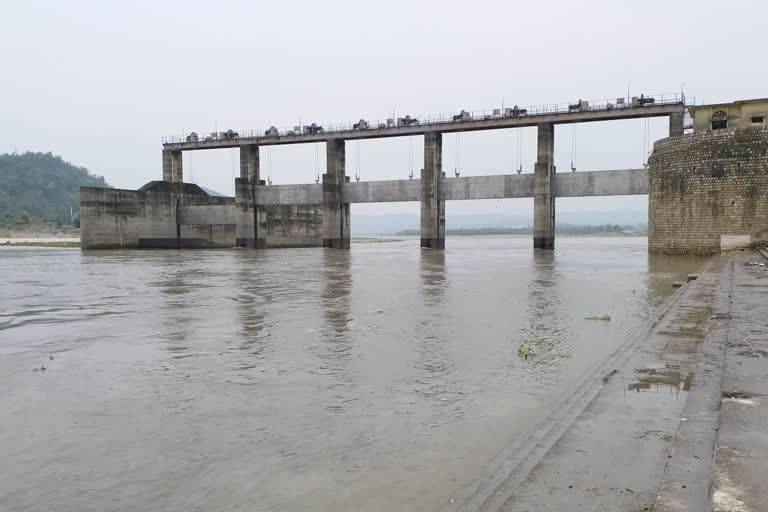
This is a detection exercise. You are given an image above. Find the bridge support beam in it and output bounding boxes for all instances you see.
[533,123,555,250]
[162,149,183,183]
[421,132,445,249]
[323,139,350,249]
[235,145,266,248]
[669,110,684,138]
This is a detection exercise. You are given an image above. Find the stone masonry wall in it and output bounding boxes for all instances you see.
[649,128,768,255]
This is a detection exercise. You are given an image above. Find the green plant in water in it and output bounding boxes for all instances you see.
[518,344,535,360]
[584,315,611,321]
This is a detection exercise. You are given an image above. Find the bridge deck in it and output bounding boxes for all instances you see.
[164,102,683,150]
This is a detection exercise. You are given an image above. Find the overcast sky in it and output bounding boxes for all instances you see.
[2,0,766,217]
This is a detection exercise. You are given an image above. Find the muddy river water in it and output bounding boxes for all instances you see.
[0,237,707,511]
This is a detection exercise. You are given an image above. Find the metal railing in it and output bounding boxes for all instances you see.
[162,93,692,145]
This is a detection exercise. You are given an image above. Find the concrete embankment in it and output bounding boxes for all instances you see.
[450,249,768,512]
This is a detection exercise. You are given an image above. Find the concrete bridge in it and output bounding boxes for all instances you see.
[174,167,649,241]
[81,94,686,250]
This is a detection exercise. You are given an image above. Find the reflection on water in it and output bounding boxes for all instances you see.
[0,238,707,512]
[236,252,270,367]
[646,254,710,305]
[626,366,695,395]
[318,251,355,413]
[413,251,461,408]
[420,250,447,305]
[519,251,570,382]
[321,250,352,340]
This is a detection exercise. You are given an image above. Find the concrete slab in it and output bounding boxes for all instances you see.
[447,252,768,511]
[447,257,725,512]
[712,250,768,512]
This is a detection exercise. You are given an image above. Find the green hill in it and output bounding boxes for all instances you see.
[0,152,109,222]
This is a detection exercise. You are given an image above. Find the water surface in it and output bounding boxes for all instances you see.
[0,237,706,511]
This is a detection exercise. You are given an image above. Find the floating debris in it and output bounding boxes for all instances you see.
[584,315,611,321]
[49,354,54,360]
[518,344,535,360]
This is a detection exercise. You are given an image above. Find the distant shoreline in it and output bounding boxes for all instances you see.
[351,237,403,244]
[0,234,647,249]
[392,230,647,237]
[2,238,80,248]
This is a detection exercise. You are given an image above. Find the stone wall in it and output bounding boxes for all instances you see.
[649,128,768,255]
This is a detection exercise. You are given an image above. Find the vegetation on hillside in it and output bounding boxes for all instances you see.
[0,152,109,224]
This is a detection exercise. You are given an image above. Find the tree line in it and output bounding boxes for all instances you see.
[0,151,109,225]
[396,224,646,236]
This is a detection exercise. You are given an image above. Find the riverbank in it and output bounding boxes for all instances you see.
[1,238,80,247]
[0,221,79,239]
[351,237,402,243]
[451,248,767,511]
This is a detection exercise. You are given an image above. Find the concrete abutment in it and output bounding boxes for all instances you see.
[649,128,768,254]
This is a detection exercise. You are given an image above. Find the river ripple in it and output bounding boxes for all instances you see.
[0,237,706,511]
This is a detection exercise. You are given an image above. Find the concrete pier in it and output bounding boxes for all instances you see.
[322,139,350,249]
[669,110,684,137]
[533,123,555,249]
[235,145,266,248]
[239,145,260,181]
[234,179,259,248]
[162,150,172,181]
[162,149,183,183]
[162,150,183,183]
[420,132,445,249]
